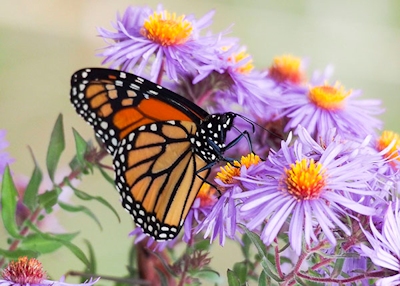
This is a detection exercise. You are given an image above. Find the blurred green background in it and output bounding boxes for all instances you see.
[1,0,400,284]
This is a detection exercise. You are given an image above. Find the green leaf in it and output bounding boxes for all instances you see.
[46,114,65,182]
[227,269,240,286]
[194,239,212,252]
[194,269,221,284]
[72,128,88,166]
[258,271,268,286]
[26,221,90,268]
[58,201,102,230]
[233,262,248,284]
[241,233,251,259]
[68,182,120,223]
[0,248,38,259]
[23,150,43,212]
[83,239,96,273]
[96,165,115,186]
[38,188,60,213]
[241,226,282,283]
[20,232,78,254]
[332,257,345,278]
[1,166,22,238]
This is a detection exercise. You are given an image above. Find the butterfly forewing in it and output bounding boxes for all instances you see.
[70,68,208,154]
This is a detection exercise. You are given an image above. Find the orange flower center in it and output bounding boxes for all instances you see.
[269,54,305,84]
[196,183,217,207]
[217,153,261,184]
[308,82,351,111]
[2,257,46,284]
[282,159,326,200]
[141,10,193,46]
[228,50,254,74]
[377,130,400,166]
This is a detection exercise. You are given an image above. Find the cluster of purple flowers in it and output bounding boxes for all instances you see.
[96,5,400,284]
[3,4,400,285]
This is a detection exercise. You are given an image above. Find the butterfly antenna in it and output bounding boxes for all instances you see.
[235,113,284,140]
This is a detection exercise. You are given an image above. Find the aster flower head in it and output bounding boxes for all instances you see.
[375,130,400,175]
[183,183,217,243]
[196,154,261,245]
[193,44,277,115]
[235,127,379,255]
[360,201,400,286]
[98,5,220,82]
[0,130,14,178]
[274,78,383,139]
[268,54,307,86]
[1,256,99,286]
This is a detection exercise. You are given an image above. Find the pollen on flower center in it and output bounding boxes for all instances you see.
[269,54,305,84]
[196,183,217,207]
[377,130,400,164]
[2,256,46,284]
[282,158,326,200]
[217,153,261,184]
[228,51,254,74]
[308,82,351,110]
[141,10,193,46]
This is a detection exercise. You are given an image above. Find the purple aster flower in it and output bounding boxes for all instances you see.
[0,130,14,177]
[1,256,99,286]
[235,127,379,255]
[194,45,276,113]
[183,184,217,244]
[360,201,400,286]
[196,154,262,245]
[374,130,400,177]
[267,54,308,87]
[98,5,220,82]
[196,185,242,246]
[273,78,383,140]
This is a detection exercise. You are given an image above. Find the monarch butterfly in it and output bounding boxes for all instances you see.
[70,68,247,240]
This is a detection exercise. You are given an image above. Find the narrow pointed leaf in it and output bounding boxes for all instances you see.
[20,232,78,254]
[241,226,282,282]
[96,165,115,186]
[233,262,248,284]
[83,239,96,273]
[58,201,102,230]
[258,271,268,286]
[68,182,120,222]
[46,114,65,182]
[26,221,90,267]
[1,166,23,238]
[72,128,88,165]
[38,188,60,213]
[227,269,240,286]
[0,248,38,259]
[23,150,43,211]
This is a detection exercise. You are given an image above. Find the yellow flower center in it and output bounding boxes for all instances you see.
[217,153,261,184]
[282,159,326,200]
[196,183,217,207]
[269,54,305,84]
[141,10,193,46]
[377,130,400,165]
[308,82,351,111]
[228,51,254,74]
[2,257,46,284]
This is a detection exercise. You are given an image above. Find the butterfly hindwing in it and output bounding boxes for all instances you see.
[113,120,210,240]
